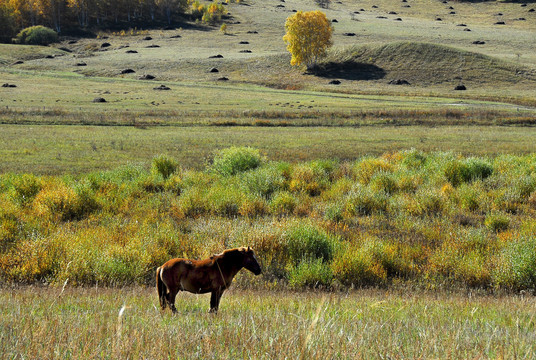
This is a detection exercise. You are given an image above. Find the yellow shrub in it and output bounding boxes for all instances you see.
[429,231,493,287]
[0,196,19,244]
[33,184,79,221]
[353,157,393,185]
[331,244,387,286]
[239,197,268,218]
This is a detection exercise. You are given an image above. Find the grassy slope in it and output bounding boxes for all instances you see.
[318,41,536,85]
[1,0,536,90]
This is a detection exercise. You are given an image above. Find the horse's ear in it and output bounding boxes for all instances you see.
[247,246,251,252]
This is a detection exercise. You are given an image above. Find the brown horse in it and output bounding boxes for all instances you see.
[156,247,262,313]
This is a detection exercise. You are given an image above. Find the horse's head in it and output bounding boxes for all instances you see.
[241,247,262,275]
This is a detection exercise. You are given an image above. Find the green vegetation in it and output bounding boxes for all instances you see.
[211,146,263,176]
[15,26,58,46]
[4,124,536,175]
[2,149,536,291]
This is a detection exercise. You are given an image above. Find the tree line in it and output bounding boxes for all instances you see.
[0,0,188,42]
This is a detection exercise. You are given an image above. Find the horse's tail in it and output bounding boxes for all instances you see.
[156,266,167,310]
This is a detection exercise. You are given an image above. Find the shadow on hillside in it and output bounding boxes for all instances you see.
[310,61,386,81]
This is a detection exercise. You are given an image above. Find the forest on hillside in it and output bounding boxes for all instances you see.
[0,0,190,41]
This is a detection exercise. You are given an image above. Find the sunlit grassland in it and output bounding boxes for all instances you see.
[2,124,536,174]
[2,68,534,126]
[1,286,535,359]
[1,0,536,357]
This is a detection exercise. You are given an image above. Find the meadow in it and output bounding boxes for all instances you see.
[2,286,536,359]
[1,0,536,357]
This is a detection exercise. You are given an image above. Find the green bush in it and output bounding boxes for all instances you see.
[331,244,387,287]
[344,185,389,216]
[87,164,147,191]
[270,191,297,215]
[366,239,415,278]
[457,183,481,212]
[212,146,262,176]
[205,183,244,217]
[444,158,493,187]
[164,174,183,195]
[176,187,208,218]
[401,149,427,170]
[15,26,58,45]
[464,158,493,181]
[241,165,286,199]
[0,197,19,247]
[289,161,334,196]
[408,187,445,216]
[369,171,398,195]
[429,229,493,287]
[285,223,337,265]
[140,174,166,193]
[493,236,536,290]
[353,157,393,184]
[8,174,43,205]
[513,175,536,199]
[485,212,510,233]
[288,258,333,288]
[324,202,344,222]
[96,245,146,285]
[151,154,179,180]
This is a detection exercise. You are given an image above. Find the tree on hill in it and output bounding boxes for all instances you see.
[0,2,17,42]
[283,10,333,71]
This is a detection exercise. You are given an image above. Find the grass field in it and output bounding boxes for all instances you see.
[2,286,536,359]
[1,0,535,176]
[2,124,536,174]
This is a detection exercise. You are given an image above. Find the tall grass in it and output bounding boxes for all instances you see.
[2,287,535,359]
[1,148,536,291]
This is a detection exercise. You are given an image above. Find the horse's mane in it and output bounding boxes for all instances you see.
[210,247,248,260]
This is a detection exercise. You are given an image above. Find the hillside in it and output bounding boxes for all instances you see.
[314,41,536,86]
[1,0,535,95]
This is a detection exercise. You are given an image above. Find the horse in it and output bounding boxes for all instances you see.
[156,247,262,313]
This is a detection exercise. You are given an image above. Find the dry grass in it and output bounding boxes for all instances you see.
[1,286,535,359]
[1,0,536,97]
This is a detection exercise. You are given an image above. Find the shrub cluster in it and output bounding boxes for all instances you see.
[15,26,58,45]
[1,149,536,292]
[190,0,226,24]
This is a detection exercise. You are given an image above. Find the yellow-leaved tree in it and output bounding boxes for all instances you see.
[283,10,333,70]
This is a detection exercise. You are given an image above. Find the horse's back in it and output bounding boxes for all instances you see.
[160,257,216,294]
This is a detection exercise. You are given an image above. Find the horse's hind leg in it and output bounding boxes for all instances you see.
[166,288,178,314]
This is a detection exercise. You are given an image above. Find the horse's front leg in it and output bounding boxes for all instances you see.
[209,288,224,313]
